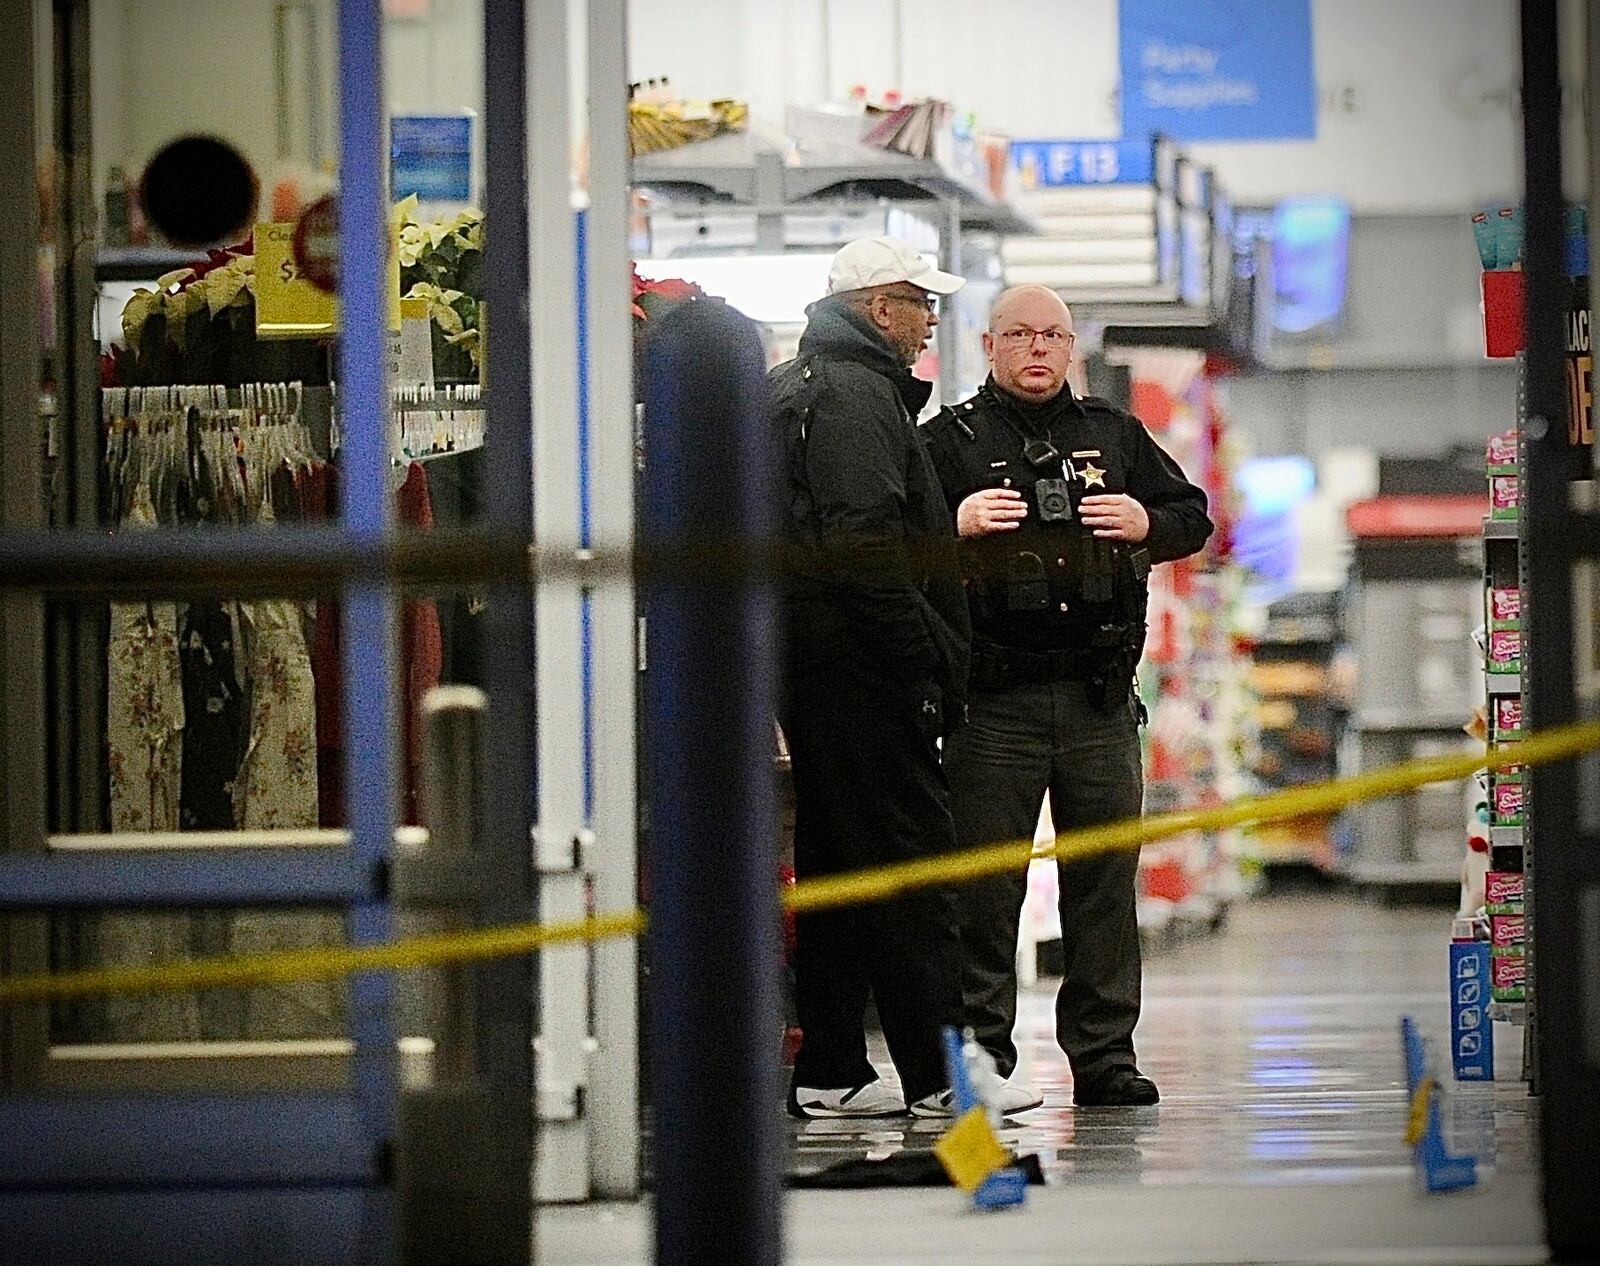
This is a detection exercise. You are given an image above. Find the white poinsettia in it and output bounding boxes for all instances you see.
[121,268,196,347]
[444,325,481,370]
[198,258,254,317]
[404,282,467,336]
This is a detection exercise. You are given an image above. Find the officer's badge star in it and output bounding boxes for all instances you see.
[1080,463,1106,487]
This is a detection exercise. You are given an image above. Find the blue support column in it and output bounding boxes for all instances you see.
[336,3,397,1260]
[642,302,782,1264]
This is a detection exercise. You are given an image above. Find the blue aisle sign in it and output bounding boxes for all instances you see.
[1449,942,1493,1081]
[391,114,474,202]
[1010,139,1154,189]
[1119,0,1316,142]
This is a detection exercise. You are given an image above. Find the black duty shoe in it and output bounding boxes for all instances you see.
[1072,1066,1160,1107]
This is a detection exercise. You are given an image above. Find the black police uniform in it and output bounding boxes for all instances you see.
[773,296,971,1109]
[922,376,1212,1090]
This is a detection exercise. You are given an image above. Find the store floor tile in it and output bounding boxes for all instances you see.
[541,893,1545,1264]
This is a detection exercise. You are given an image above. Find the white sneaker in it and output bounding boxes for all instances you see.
[908,1089,955,1119]
[790,1082,906,1119]
[995,1081,1044,1115]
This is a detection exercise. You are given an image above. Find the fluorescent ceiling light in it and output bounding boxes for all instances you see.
[635,249,940,326]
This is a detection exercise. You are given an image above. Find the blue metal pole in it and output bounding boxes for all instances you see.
[643,302,782,1264]
[337,1,397,1260]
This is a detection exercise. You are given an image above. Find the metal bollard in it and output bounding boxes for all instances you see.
[398,684,527,1266]
[418,684,488,1087]
[642,300,783,1265]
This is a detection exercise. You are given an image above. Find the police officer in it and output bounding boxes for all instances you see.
[922,284,1213,1107]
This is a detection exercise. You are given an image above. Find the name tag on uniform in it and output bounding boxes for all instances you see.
[1072,449,1101,459]
[989,460,1008,469]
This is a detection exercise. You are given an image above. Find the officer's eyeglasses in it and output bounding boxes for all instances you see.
[885,291,939,314]
[998,327,1074,348]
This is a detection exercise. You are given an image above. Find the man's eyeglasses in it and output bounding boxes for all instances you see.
[885,291,939,314]
[997,327,1074,347]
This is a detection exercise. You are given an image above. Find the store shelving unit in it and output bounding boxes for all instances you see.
[1247,594,1346,869]
[1482,411,1529,1035]
[632,123,1035,235]
[1340,508,1485,892]
[631,120,1034,401]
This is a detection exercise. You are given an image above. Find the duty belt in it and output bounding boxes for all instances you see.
[970,640,1104,690]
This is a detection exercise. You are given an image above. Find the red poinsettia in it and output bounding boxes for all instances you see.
[631,264,708,322]
[182,235,255,288]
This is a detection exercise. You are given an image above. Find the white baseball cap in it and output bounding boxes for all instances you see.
[826,236,965,296]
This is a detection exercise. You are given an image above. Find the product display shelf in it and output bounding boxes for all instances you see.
[1135,374,1259,935]
[631,121,1036,235]
[1246,593,1345,869]
[1340,547,1483,892]
[1478,397,1529,1054]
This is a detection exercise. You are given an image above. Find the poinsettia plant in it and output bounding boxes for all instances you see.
[631,266,708,323]
[113,238,277,386]
[396,196,484,382]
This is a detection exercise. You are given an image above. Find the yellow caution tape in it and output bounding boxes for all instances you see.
[1,719,1596,1006]
[1405,1076,1438,1146]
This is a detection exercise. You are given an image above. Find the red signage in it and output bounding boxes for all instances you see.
[292,195,340,294]
[1345,495,1485,539]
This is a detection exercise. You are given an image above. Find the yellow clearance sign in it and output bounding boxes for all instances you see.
[255,221,403,338]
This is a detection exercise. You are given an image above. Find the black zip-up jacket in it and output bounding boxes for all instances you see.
[921,377,1212,654]
[773,297,971,721]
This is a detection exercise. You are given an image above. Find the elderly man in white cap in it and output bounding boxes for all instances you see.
[771,236,976,1119]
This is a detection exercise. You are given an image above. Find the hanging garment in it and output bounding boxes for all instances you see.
[418,446,487,687]
[233,594,320,829]
[307,461,442,826]
[228,492,343,1039]
[398,462,444,826]
[102,484,200,1042]
[177,432,245,831]
[177,602,244,831]
[305,462,346,826]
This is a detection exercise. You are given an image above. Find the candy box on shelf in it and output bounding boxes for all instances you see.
[1488,587,1522,627]
[1486,870,1525,912]
[1491,913,1526,949]
[1491,948,1526,1000]
[1493,696,1523,737]
[1492,778,1525,826]
[1486,428,1520,472]
[1490,475,1520,519]
[1492,737,1525,774]
[1488,629,1522,672]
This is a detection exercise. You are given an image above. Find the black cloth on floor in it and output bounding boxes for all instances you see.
[788,1150,1045,1189]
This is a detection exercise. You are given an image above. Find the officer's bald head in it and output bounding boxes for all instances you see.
[989,285,1073,336]
[985,285,1076,403]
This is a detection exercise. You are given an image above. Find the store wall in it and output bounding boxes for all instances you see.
[90,0,283,182]
[629,0,1587,216]
[1230,211,1517,460]
[1227,365,1515,459]
[80,1,1582,218]
[1258,215,1493,371]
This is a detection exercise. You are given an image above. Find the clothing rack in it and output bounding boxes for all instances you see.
[101,382,490,467]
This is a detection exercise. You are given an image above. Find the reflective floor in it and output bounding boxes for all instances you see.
[543,891,1546,1265]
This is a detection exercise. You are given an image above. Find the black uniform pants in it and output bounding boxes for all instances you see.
[944,677,1144,1082]
[781,658,963,1106]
